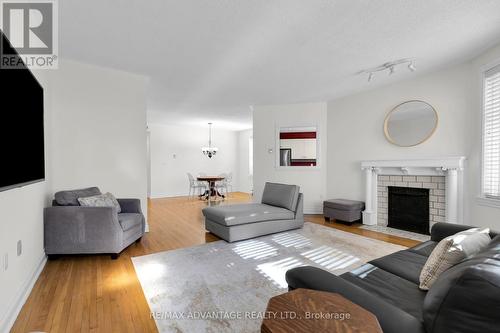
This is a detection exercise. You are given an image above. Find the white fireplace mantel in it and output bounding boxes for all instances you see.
[361,157,466,226]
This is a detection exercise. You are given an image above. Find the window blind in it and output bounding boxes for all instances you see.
[483,64,500,198]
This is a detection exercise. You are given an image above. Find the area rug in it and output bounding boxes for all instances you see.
[132,222,406,333]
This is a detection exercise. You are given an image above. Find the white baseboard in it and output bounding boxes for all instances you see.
[0,253,47,333]
[303,202,323,215]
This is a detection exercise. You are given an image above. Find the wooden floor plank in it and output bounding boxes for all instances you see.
[10,192,418,332]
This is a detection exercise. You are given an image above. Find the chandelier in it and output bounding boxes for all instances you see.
[202,122,218,158]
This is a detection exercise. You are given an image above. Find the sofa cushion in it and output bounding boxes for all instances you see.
[54,187,101,206]
[261,182,300,211]
[323,199,365,211]
[342,264,427,320]
[118,213,143,231]
[419,227,491,290]
[369,250,428,284]
[203,203,295,226]
[408,241,438,257]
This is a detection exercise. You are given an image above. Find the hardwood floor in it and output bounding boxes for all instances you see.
[11,192,418,332]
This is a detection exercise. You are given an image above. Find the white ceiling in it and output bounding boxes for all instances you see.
[59,0,500,130]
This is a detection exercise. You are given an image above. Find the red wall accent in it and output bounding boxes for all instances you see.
[280,132,317,139]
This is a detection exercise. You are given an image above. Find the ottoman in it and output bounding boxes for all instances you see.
[323,199,365,223]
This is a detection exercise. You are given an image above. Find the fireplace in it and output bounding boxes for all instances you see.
[388,186,430,235]
[361,158,466,226]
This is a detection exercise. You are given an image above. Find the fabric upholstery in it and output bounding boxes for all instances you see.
[323,199,365,222]
[44,206,123,254]
[117,198,143,214]
[323,199,365,211]
[54,187,101,206]
[118,213,143,231]
[261,182,300,211]
[203,192,304,242]
[205,216,303,243]
[202,203,294,226]
[78,192,122,213]
[369,250,428,284]
[324,206,362,222]
[44,191,145,256]
[419,228,491,290]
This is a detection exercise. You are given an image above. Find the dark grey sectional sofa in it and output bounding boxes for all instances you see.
[286,222,500,333]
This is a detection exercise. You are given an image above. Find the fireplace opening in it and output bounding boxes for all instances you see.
[388,186,430,235]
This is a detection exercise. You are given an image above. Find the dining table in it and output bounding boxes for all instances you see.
[197,176,225,200]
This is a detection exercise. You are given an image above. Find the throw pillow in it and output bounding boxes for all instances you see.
[419,227,491,290]
[78,192,121,213]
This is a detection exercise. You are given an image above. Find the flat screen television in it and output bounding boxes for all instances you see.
[0,31,45,192]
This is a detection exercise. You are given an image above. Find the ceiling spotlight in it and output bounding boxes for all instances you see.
[360,58,415,83]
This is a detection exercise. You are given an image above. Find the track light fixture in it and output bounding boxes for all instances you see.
[408,61,416,72]
[360,59,416,82]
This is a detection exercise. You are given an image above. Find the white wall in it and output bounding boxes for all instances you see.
[1,60,150,331]
[49,60,149,219]
[237,129,253,194]
[0,71,52,332]
[253,102,327,213]
[149,123,239,198]
[468,44,500,228]
[327,44,500,229]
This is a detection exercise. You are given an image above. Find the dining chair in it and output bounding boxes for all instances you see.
[225,172,233,193]
[215,173,230,199]
[187,173,207,199]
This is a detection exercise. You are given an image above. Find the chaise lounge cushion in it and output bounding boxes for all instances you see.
[203,203,295,226]
[261,182,300,211]
[55,187,101,206]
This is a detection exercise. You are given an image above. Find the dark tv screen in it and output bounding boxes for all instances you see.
[0,31,45,192]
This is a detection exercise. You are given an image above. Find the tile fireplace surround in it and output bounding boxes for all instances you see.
[361,157,466,229]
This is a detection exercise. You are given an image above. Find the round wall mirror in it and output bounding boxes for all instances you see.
[384,100,438,147]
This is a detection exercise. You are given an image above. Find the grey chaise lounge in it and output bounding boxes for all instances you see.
[202,182,303,242]
[44,187,145,259]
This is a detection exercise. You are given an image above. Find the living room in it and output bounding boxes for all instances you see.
[1,1,500,332]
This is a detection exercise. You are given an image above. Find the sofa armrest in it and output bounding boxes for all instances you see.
[44,206,123,254]
[117,198,142,214]
[430,222,476,242]
[286,266,425,333]
[294,193,304,220]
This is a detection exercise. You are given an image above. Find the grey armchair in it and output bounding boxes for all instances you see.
[44,187,145,259]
